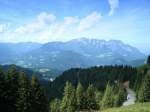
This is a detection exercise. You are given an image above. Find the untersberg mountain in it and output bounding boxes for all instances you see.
[0,38,146,71]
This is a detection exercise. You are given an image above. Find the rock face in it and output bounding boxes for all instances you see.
[123,81,136,106]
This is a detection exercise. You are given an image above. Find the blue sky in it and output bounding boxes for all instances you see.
[0,0,150,54]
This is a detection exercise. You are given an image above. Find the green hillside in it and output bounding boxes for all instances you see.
[102,103,150,112]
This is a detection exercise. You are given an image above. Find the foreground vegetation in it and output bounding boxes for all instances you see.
[102,103,150,112]
[0,55,150,112]
[0,65,48,112]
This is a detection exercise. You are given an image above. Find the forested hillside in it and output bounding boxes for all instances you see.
[49,55,150,111]
[49,65,137,100]
[0,55,150,112]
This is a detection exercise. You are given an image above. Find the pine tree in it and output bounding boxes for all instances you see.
[95,90,103,109]
[76,83,84,110]
[16,71,31,112]
[147,55,150,65]
[50,99,61,112]
[0,66,5,94]
[31,75,48,112]
[138,72,150,102]
[113,85,126,107]
[0,66,7,110]
[6,65,19,112]
[86,84,97,110]
[60,81,76,112]
[138,80,145,102]
[101,83,114,109]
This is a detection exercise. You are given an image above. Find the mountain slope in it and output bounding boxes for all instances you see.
[42,38,144,61]
[17,38,145,70]
[0,38,146,71]
[102,103,150,112]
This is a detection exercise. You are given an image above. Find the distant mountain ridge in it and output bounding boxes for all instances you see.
[0,38,146,72]
[42,37,144,60]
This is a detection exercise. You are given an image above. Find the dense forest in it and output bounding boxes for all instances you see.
[0,65,49,112]
[0,55,150,112]
[49,65,137,100]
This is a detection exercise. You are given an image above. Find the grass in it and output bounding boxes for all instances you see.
[101,103,150,112]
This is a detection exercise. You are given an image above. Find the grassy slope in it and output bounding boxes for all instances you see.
[101,103,150,112]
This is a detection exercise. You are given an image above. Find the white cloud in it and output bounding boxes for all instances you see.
[0,23,10,33]
[108,0,119,16]
[77,11,102,32]
[55,16,79,35]
[64,16,79,25]
[15,12,56,33]
[13,11,102,42]
[36,16,79,42]
[14,14,79,42]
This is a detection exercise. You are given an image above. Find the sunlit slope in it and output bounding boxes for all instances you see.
[102,103,150,112]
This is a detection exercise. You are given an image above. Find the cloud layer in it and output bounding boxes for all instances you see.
[77,12,102,32]
[13,11,101,42]
[15,12,56,33]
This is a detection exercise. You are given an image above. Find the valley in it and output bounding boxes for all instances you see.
[0,38,146,81]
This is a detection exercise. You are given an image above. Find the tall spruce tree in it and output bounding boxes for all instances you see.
[147,55,150,65]
[0,66,7,110]
[50,99,61,112]
[6,65,19,112]
[16,71,31,112]
[138,72,150,102]
[113,85,126,107]
[95,90,103,109]
[76,83,85,110]
[60,82,76,112]
[86,84,97,110]
[101,83,114,109]
[31,75,48,112]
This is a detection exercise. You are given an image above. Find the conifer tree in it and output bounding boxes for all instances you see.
[113,85,126,107]
[6,65,19,112]
[60,81,76,112]
[50,99,61,112]
[0,66,6,110]
[147,55,150,65]
[138,73,150,102]
[0,66,5,94]
[86,84,97,110]
[31,75,48,112]
[76,83,84,110]
[95,90,103,109]
[16,71,31,112]
[138,81,145,102]
[101,83,114,109]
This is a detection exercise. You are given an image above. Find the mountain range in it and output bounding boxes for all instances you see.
[0,38,146,76]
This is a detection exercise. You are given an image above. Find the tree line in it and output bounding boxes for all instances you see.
[49,65,137,100]
[50,81,126,112]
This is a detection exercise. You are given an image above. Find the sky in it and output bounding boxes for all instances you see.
[0,0,150,54]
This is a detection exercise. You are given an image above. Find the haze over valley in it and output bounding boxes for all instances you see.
[0,37,146,79]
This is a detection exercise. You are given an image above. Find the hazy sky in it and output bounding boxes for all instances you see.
[0,0,150,54]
